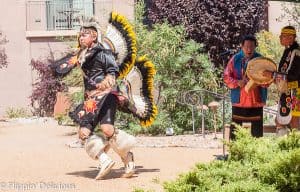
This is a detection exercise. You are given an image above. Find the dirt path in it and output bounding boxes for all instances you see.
[0,119,223,192]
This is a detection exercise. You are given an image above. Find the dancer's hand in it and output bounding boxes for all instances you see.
[96,75,115,90]
[79,127,91,140]
[237,80,246,88]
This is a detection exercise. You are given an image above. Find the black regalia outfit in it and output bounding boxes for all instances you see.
[69,44,119,131]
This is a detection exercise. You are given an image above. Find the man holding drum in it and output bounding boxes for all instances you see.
[224,35,269,140]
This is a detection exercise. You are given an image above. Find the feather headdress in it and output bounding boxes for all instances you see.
[78,16,102,42]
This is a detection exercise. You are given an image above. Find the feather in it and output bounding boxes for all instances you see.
[103,12,137,79]
[123,56,157,127]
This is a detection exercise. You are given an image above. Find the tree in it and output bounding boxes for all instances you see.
[132,1,222,134]
[30,58,66,116]
[144,0,268,67]
[0,30,8,69]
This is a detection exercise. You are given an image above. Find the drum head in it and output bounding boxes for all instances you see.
[246,57,277,84]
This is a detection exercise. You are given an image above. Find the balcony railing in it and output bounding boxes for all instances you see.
[26,0,94,31]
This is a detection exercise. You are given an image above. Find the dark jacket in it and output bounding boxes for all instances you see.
[278,41,300,86]
[81,44,119,91]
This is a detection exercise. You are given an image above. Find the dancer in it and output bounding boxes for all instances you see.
[52,13,157,179]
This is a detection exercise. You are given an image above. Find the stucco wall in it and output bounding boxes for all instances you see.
[0,0,134,117]
[268,1,299,36]
[0,0,32,116]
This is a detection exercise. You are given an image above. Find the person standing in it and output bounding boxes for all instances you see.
[264,26,300,133]
[224,35,268,140]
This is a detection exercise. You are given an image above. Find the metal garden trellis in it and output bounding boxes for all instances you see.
[178,89,230,157]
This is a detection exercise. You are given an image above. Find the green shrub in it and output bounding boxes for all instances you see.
[164,160,277,192]
[164,129,300,192]
[214,179,277,192]
[278,129,300,150]
[256,30,283,64]
[259,148,300,192]
[116,110,179,136]
[143,110,181,135]
[134,1,222,134]
[62,67,83,87]
[5,107,30,118]
[228,127,279,164]
[54,113,74,125]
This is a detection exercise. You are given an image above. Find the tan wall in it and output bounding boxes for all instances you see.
[26,0,48,31]
[112,0,134,21]
[0,0,134,117]
[0,0,32,116]
[268,1,299,36]
[94,0,134,34]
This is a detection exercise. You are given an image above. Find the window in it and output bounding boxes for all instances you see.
[46,0,94,30]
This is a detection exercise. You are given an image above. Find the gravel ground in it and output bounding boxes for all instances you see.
[136,134,224,149]
[0,116,224,151]
[1,117,224,149]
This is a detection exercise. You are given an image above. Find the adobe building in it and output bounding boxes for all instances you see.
[0,0,134,116]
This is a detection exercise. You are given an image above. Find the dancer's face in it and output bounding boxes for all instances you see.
[241,40,256,59]
[280,33,295,47]
[79,28,97,48]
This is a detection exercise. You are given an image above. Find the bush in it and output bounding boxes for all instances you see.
[144,0,267,67]
[228,127,279,164]
[164,160,277,192]
[30,59,66,116]
[259,148,300,192]
[5,107,30,118]
[116,110,176,136]
[62,67,83,88]
[256,30,283,64]
[164,129,300,192]
[278,129,300,150]
[134,1,222,134]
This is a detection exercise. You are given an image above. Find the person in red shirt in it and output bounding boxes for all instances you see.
[224,35,268,140]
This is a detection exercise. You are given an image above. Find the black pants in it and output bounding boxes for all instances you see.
[230,106,263,140]
[70,93,117,131]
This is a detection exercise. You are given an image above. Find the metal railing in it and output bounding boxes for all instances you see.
[177,89,230,137]
[178,89,278,137]
[178,88,278,157]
